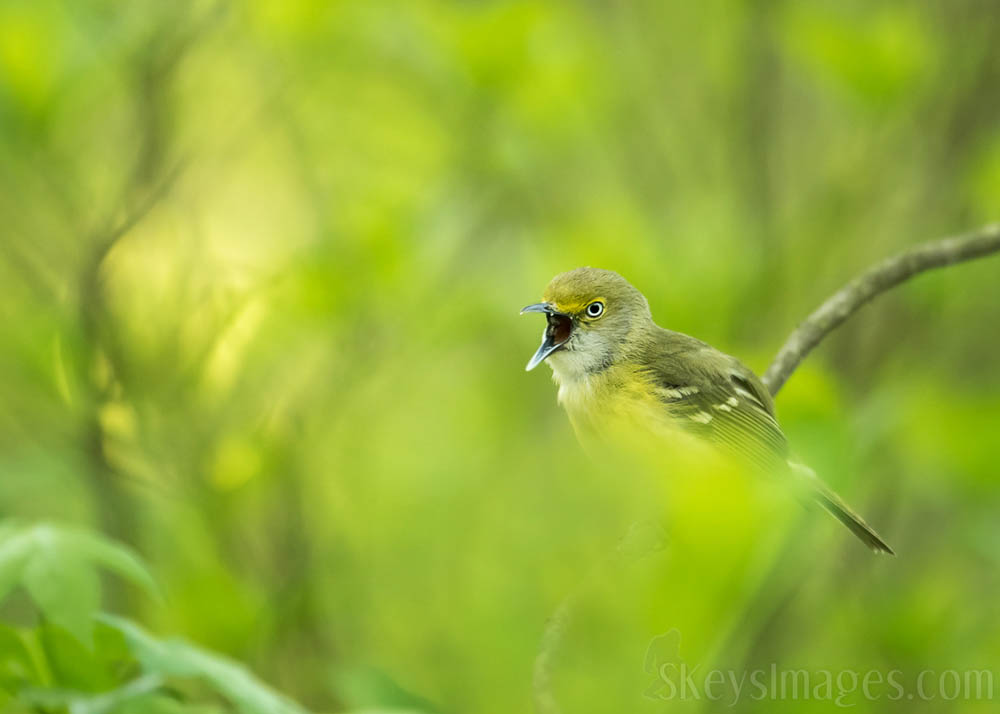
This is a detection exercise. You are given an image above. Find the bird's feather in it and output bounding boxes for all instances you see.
[643,334,788,473]
[641,330,894,554]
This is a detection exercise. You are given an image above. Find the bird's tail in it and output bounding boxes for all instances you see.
[790,462,895,555]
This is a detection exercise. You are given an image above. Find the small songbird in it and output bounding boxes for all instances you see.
[522,267,893,554]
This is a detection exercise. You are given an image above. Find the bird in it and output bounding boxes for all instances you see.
[521,267,894,554]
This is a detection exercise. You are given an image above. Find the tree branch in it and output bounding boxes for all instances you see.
[762,222,1000,396]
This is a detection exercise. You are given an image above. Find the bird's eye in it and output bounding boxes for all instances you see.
[585,301,605,318]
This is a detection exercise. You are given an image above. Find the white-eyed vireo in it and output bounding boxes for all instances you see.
[522,267,893,554]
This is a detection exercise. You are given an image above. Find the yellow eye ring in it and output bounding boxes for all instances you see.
[585,300,605,318]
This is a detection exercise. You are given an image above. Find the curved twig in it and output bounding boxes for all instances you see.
[533,591,578,714]
[532,522,667,714]
[763,222,1000,395]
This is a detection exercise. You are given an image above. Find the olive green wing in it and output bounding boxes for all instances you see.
[641,335,895,553]
[643,344,789,472]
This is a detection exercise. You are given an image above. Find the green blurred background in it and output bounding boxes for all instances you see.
[2,0,999,712]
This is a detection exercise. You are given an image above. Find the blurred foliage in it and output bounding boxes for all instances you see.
[0,522,309,714]
[1,0,999,712]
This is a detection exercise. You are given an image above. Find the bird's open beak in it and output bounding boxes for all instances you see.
[520,303,573,371]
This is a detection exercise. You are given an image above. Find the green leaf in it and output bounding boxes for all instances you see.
[0,527,34,602]
[109,693,228,714]
[0,522,159,646]
[333,666,438,713]
[98,616,309,714]
[18,674,163,714]
[0,623,44,692]
[65,531,160,601]
[0,522,158,602]
[39,624,120,692]
[23,548,100,646]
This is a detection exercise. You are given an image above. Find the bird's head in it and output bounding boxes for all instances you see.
[521,267,652,377]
